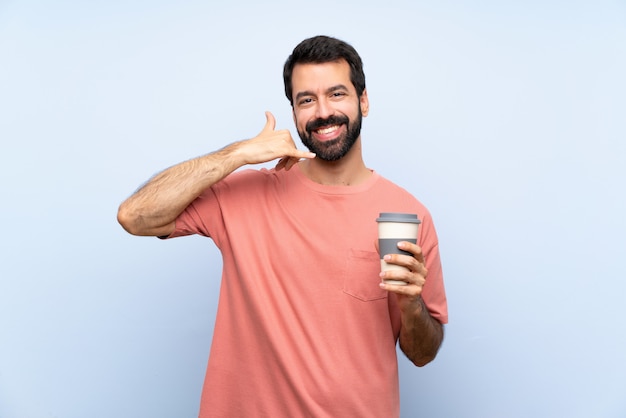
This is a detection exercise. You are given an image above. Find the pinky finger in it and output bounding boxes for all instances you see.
[283,157,301,171]
[275,157,289,171]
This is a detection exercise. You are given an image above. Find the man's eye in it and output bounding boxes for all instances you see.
[299,98,313,105]
[332,92,346,98]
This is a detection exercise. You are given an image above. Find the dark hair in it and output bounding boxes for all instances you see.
[283,35,366,106]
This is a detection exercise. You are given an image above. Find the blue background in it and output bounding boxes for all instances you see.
[1,1,625,417]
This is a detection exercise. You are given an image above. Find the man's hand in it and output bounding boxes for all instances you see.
[241,111,316,170]
[378,241,427,306]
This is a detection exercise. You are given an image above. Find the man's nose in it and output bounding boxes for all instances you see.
[315,98,333,119]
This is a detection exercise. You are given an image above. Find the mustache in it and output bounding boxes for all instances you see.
[305,115,349,133]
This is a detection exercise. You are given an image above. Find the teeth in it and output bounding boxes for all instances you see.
[316,125,339,135]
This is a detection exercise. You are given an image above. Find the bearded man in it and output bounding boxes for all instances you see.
[118,35,448,418]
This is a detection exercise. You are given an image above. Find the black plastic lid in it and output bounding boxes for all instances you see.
[376,212,421,224]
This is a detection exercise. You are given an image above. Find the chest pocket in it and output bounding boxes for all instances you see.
[342,249,388,301]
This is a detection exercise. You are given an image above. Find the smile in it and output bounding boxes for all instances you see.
[315,125,341,135]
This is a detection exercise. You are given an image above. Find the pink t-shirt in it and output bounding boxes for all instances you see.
[169,165,448,418]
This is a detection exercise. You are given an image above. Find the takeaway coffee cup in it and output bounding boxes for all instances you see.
[376,212,421,286]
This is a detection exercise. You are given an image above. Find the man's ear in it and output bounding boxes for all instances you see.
[360,88,370,117]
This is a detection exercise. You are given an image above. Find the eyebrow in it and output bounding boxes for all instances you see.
[294,84,350,102]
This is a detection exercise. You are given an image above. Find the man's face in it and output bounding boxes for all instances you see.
[291,60,369,161]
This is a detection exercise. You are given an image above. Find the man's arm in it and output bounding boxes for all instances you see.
[117,112,315,237]
[379,241,444,366]
[397,296,444,367]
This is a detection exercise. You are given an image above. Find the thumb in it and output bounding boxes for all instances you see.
[263,111,276,132]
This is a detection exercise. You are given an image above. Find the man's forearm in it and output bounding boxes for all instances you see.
[399,297,444,367]
[117,143,246,236]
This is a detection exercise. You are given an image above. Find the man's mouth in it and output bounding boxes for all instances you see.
[315,125,341,135]
[311,124,344,141]
[306,116,349,139]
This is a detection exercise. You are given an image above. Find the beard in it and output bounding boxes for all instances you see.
[297,109,362,162]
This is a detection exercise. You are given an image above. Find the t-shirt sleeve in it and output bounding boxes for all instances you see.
[162,185,226,243]
[160,169,264,245]
[419,211,449,324]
